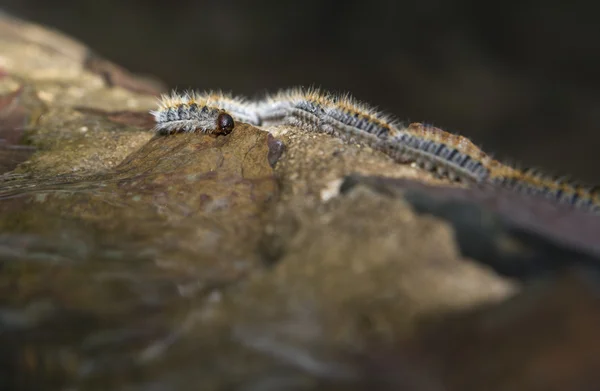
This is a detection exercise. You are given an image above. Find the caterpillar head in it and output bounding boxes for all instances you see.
[216,111,235,135]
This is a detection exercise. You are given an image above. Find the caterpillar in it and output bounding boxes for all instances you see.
[490,165,600,211]
[151,87,600,213]
[253,88,493,182]
[384,123,493,182]
[150,91,256,135]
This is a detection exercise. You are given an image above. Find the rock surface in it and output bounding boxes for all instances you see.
[0,11,599,391]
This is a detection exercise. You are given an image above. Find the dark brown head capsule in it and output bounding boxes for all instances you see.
[216,112,235,135]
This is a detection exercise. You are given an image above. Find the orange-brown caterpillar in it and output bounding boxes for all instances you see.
[490,165,600,212]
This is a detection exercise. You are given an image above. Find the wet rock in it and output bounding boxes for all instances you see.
[83,51,166,96]
[266,133,285,167]
[0,123,278,276]
[0,11,164,96]
[0,10,599,391]
[0,12,282,389]
[220,185,517,386]
[340,175,600,279]
[343,269,600,391]
[0,84,38,174]
[0,124,279,389]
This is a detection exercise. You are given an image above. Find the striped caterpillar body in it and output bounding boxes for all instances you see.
[150,91,251,135]
[255,88,394,148]
[254,89,492,183]
[151,87,600,213]
[385,123,493,182]
[490,165,600,212]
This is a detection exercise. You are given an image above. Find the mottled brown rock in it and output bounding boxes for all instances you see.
[344,270,600,391]
[0,10,88,63]
[225,186,517,370]
[423,270,600,391]
[0,125,280,390]
[266,133,285,167]
[0,11,165,96]
[84,52,166,96]
[74,107,157,129]
[0,9,599,391]
[340,175,600,279]
[268,125,447,205]
[0,85,37,173]
[0,124,277,267]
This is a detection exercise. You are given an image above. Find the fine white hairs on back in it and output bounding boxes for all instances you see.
[254,87,397,144]
[150,87,600,212]
[150,91,240,135]
[252,88,493,182]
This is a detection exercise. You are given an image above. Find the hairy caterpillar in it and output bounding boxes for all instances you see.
[385,123,493,182]
[253,88,492,182]
[151,88,599,213]
[150,91,251,135]
[490,165,600,211]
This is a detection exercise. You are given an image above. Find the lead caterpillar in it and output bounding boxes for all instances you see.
[150,91,259,135]
[150,88,600,213]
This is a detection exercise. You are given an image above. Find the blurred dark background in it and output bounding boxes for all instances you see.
[2,0,600,182]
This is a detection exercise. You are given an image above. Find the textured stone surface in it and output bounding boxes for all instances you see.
[335,270,600,391]
[0,84,38,174]
[340,175,600,278]
[0,11,599,391]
